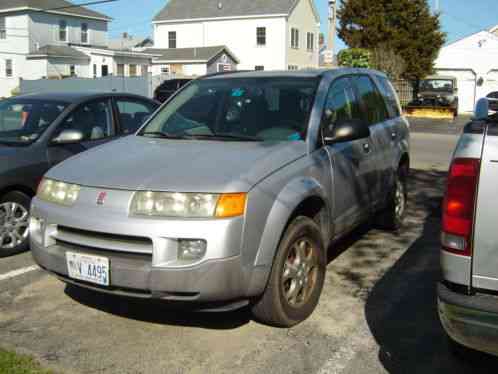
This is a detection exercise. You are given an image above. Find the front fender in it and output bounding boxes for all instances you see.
[254,177,328,266]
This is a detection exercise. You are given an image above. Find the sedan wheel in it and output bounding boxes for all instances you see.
[0,191,31,257]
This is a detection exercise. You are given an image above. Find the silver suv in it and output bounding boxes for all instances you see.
[439,98,498,354]
[30,69,410,326]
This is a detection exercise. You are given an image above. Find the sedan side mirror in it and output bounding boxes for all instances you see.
[51,129,84,145]
[322,119,370,145]
[474,98,490,120]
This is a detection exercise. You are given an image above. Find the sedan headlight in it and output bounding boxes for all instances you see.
[130,191,246,218]
[37,178,80,206]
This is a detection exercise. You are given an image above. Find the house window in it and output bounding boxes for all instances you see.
[307,32,314,51]
[59,20,67,42]
[70,65,76,76]
[168,31,176,49]
[81,23,89,44]
[291,28,299,49]
[255,65,264,71]
[0,17,6,39]
[161,66,170,74]
[5,59,12,77]
[93,64,97,78]
[257,27,266,46]
[142,65,148,76]
[129,64,137,76]
[116,64,125,76]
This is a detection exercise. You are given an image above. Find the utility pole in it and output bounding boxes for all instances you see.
[435,0,440,13]
[328,0,337,58]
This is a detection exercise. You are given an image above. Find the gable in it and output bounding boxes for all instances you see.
[289,0,320,24]
[442,31,498,51]
[153,0,299,22]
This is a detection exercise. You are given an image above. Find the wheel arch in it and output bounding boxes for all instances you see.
[0,185,35,200]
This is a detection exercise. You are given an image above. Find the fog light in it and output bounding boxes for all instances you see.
[29,216,44,245]
[178,239,207,261]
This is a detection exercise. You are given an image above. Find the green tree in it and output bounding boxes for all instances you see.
[337,48,371,68]
[337,0,445,81]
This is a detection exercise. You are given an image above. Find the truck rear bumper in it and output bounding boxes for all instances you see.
[438,282,498,356]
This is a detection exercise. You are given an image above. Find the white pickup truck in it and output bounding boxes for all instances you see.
[439,98,498,355]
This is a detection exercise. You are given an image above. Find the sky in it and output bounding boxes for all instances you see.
[90,0,498,49]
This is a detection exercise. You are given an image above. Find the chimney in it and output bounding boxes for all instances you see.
[328,0,337,56]
[123,32,129,39]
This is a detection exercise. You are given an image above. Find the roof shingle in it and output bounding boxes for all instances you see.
[28,44,90,59]
[0,0,111,20]
[145,46,239,63]
[153,0,298,22]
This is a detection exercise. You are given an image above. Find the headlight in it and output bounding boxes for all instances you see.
[130,191,246,218]
[37,178,80,206]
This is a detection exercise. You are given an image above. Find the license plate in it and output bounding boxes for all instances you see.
[66,252,109,286]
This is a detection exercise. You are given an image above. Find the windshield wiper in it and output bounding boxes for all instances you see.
[186,133,263,142]
[141,131,191,140]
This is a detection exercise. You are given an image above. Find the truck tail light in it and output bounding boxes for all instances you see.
[442,158,480,257]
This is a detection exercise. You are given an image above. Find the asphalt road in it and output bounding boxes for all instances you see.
[1,119,497,374]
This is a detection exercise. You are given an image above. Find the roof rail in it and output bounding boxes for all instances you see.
[197,70,252,80]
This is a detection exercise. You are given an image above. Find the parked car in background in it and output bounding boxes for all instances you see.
[439,98,498,356]
[31,69,410,326]
[154,79,191,103]
[0,92,159,257]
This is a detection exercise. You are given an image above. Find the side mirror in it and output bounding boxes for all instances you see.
[51,129,84,145]
[322,119,370,145]
[474,98,490,120]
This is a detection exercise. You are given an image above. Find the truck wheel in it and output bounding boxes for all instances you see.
[377,168,407,231]
[251,216,326,327]
[0,191,31,258]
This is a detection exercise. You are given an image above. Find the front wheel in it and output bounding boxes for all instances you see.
[251,216,326,327]
[0,191,31,258]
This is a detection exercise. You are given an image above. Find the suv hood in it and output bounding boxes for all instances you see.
[47,136,307,193]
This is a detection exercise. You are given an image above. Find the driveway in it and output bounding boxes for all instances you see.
[1,123,497,374]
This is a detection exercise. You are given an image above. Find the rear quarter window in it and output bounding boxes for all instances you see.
[376,76,402,118]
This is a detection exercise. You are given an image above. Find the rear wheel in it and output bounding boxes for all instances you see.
[251,216,326,327]
[0,191,31,258]
[376,167,408,231]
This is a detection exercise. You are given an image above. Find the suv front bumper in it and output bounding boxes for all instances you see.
[438,282,498,356]
[30,196,251,304]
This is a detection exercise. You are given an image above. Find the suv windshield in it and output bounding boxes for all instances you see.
[141,77,318,142]
[420,79,454,92]
[0,99,68,145]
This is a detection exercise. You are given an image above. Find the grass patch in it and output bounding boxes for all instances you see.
[0,348,54,374]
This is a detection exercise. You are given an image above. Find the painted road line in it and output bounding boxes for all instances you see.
[0,265,39,281]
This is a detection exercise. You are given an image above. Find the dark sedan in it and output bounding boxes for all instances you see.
[0,92,159,257]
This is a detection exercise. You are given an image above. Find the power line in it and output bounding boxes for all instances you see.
[39,0,119,12]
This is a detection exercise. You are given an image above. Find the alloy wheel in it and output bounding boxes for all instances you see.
[0,202,29,250]
[281,238,319,308]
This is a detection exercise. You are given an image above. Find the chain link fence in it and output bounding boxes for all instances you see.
[391,80,414,107]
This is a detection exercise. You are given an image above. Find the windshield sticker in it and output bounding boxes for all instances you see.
[231,88,245,97]
[288,133,302,141]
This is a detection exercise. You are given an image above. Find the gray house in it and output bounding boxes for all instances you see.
[146,45,239,77]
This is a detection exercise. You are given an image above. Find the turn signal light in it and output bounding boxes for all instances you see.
[215,193,247,218]
[442,158,480,257]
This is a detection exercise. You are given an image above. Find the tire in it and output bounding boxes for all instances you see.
[251,216,326,327]
[376,167,408,231]
[0,191,31,258]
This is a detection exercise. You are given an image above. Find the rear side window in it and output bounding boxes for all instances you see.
[324,77,362,125]
[116,99,157,135]
[354,75,389,125]
[376,76,401,118]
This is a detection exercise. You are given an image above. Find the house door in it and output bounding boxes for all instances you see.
[101,65,109,77]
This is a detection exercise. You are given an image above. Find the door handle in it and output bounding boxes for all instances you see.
[362,142,371,154]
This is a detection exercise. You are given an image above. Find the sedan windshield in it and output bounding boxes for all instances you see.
[0,99,68,145]
[420,79,454,92]
[141,77,318,142]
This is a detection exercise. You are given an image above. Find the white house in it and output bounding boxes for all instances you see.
[435,26,498,114]
[0,0,153,97]
[151,0,320,72]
